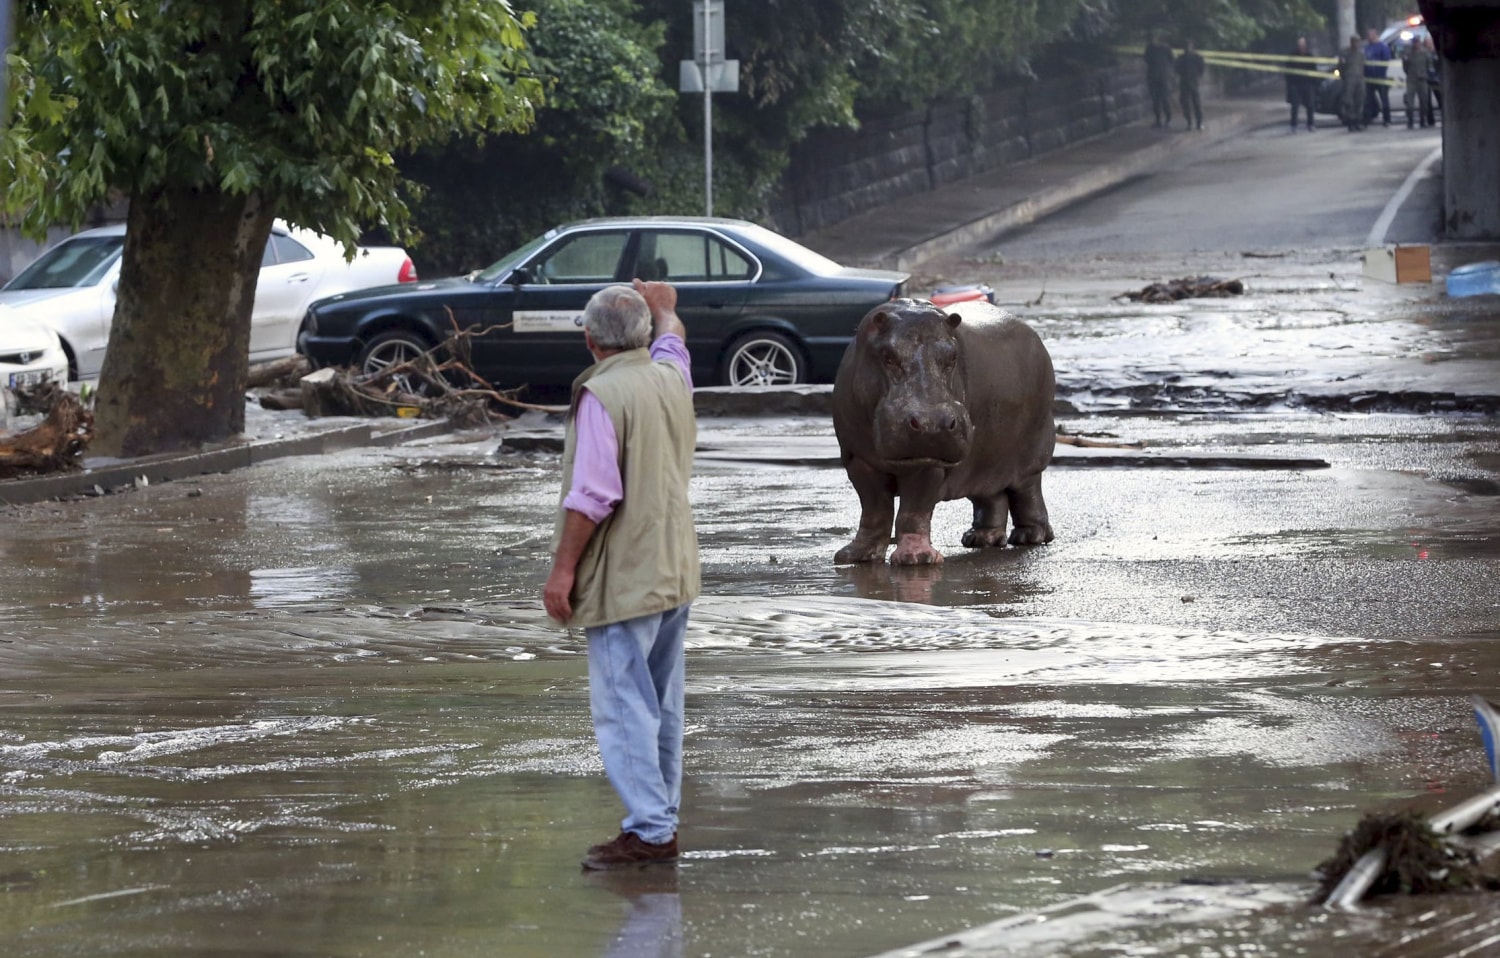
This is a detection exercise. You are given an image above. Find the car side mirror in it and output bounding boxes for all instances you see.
[509,267,532,286]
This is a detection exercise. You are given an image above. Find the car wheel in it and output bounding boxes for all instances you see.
[722,331,804,387]
[358,328,440,395]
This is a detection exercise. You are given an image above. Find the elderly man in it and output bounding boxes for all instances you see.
[544,279,699,870]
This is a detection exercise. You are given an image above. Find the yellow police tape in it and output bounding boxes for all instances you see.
[1118,46,1402,86]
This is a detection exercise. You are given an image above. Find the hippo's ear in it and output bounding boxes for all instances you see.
[865,308,891,334]
[945,312,963,329]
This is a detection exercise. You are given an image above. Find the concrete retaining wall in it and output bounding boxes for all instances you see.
[771,66,1150,238]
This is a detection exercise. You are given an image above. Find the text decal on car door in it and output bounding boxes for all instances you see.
[514,310,586,334]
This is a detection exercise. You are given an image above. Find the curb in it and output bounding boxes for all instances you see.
[0,418,457,508]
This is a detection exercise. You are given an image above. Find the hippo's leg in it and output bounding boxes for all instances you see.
[962,495,1010,548]
[890,467,946,565]
[834,455,896,564]
[1006,472,1054,546]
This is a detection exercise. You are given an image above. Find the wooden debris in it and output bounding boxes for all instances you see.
[0,387,94,479]
[1123,276,1245,303]
[296,316,567,424]
[247,354,312,389]
[1055,430,1144,449]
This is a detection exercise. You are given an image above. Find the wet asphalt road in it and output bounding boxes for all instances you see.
[5,113,1500,957]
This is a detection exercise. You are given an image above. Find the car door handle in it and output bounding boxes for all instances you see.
[287,272,311,284]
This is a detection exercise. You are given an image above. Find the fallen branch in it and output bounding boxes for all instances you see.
[1055,431,1145,449]
[301,313,568,424]
[0,387,94,479]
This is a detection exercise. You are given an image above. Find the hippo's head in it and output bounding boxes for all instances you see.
[857,299,972,468]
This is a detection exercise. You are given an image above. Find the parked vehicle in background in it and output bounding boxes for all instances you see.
[0,222,417,380]
[0,308,70,417]
[299,216,909,391]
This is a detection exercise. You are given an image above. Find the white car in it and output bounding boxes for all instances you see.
[0,308,69,416]
[0,221,418,380]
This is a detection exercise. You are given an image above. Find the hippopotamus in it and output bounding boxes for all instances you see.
[831,298,1055,565]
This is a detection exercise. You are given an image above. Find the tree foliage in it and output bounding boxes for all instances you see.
[3,0,542,249]
[401,0,678,276]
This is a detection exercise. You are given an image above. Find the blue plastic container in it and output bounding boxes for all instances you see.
[1445,260,1500,298]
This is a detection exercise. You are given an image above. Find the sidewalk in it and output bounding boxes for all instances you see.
[801,92,1287,271]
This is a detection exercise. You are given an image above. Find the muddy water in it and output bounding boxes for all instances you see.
[3,413,1500,957]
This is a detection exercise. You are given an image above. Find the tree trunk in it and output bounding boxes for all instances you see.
[91,187,275,458]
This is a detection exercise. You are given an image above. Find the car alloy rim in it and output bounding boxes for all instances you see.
[730,339,797,387]
[365,339,431,394]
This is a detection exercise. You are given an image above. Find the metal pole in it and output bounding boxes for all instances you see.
[702,0,713,217]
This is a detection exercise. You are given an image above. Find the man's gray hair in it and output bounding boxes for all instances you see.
[583,285,652,351]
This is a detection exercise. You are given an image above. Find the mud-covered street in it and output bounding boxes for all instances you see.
[6,118,1500,957]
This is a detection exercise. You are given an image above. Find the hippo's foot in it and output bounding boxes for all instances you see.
[835,538,889,564]
[890,533,944,566]
[961,526,1008,549]
[1007,522,1055,546]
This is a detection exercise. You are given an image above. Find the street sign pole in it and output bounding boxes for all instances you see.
[681,2,736,217]
[702,0,713,216]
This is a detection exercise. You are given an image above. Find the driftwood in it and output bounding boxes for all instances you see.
[0,387,94,479]
[247,354,312,389]
[1055,431,1144,449]
[1123,276,1245,303]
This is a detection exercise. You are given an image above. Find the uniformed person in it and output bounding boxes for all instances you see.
[1338,36,1366,131]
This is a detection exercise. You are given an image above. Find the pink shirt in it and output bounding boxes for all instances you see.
[563,334,692,523]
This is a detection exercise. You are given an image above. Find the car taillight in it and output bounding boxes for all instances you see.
[398,258,418,283]
[890,282,906,300]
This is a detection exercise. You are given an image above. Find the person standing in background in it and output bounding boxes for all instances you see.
[1144,34,1175,128]
[1338,35,1366,131]
[1363,26,1393,127]
[1285,36,1318,132]
[1403,36,1435,128]
[1175,40,1205,130]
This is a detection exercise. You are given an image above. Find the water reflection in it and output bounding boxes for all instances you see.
[585,868,683,958]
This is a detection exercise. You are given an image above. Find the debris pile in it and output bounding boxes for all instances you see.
[0,386,94,479]
[1317,696,1500,908]
[1122,276,1245,303]
[1315,809,1489,900]
[255,323,564,425]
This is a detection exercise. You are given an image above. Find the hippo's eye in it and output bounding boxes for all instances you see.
[883,350,903,372]
[933,342,958,368]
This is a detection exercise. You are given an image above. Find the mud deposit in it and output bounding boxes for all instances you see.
[3,399,1500,958]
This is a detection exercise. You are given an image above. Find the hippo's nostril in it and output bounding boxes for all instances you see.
[909,416,923,431]
[943,415,957,431]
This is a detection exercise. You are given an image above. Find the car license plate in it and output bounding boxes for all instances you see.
[7,370,50,389]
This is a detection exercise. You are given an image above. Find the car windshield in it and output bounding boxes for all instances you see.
[5,235,124,290]
[472,231,555,283]
[733,224,845,277]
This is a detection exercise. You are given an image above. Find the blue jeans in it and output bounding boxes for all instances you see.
[587,604,689,844]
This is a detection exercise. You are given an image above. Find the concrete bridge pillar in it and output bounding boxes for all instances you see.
[1420,0,1500,240]
[1441,58,1500,239]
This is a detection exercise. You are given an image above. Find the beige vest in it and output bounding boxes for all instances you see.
[552,347,700,628]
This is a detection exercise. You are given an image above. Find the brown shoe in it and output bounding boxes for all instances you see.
[581,831,679,870]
